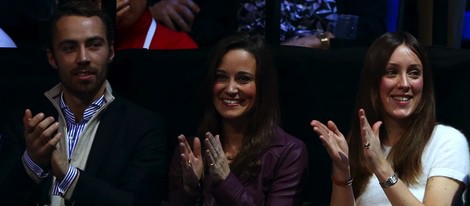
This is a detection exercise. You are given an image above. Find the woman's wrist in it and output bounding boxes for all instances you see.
[373,161,394,182]
[331,164,350,176]
[331,175,353,187]
[331,167,352,187]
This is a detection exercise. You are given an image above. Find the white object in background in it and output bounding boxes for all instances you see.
[0,27,17,48]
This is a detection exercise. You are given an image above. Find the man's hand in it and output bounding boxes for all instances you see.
[282,32,334,48]
[51,149,69,181]
[23,109,61,167]
[148,0,200,32]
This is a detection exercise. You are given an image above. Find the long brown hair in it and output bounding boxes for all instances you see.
[348,32,436,196]
[198,33,280,180]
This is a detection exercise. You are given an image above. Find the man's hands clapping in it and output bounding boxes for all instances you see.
[23,109,61,167]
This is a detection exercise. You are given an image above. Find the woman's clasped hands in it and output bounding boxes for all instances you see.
[178,132,231,191]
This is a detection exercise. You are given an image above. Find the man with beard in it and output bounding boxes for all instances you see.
[0,1,167,205]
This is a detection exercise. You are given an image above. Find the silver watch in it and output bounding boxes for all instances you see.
[380,173,398,188]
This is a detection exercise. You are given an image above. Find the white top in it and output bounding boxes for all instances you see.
[0,27,16,48]
[356,124,470,206]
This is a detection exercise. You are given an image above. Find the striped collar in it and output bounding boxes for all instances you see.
[59,93,106,124]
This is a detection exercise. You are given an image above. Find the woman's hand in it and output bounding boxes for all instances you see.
[311,120,350,175]
[358,109,387,173]
[204,132,230,185]
[178,134,203,192]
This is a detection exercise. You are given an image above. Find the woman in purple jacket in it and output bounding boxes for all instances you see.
[168,33,308,205]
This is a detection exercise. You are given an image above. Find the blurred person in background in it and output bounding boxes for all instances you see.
[97,0,198,50]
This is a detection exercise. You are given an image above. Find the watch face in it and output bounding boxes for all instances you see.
[380,173,399,188]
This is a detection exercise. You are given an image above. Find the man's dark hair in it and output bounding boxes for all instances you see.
[47,0,114,49]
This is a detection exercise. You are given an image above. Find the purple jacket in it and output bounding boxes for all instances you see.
[168,127,308,205]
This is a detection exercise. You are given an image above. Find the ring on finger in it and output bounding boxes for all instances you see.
[364,142,370,149]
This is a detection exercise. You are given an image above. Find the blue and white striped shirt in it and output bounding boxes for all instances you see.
[22,92,106,197]
[50,93,106,196]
